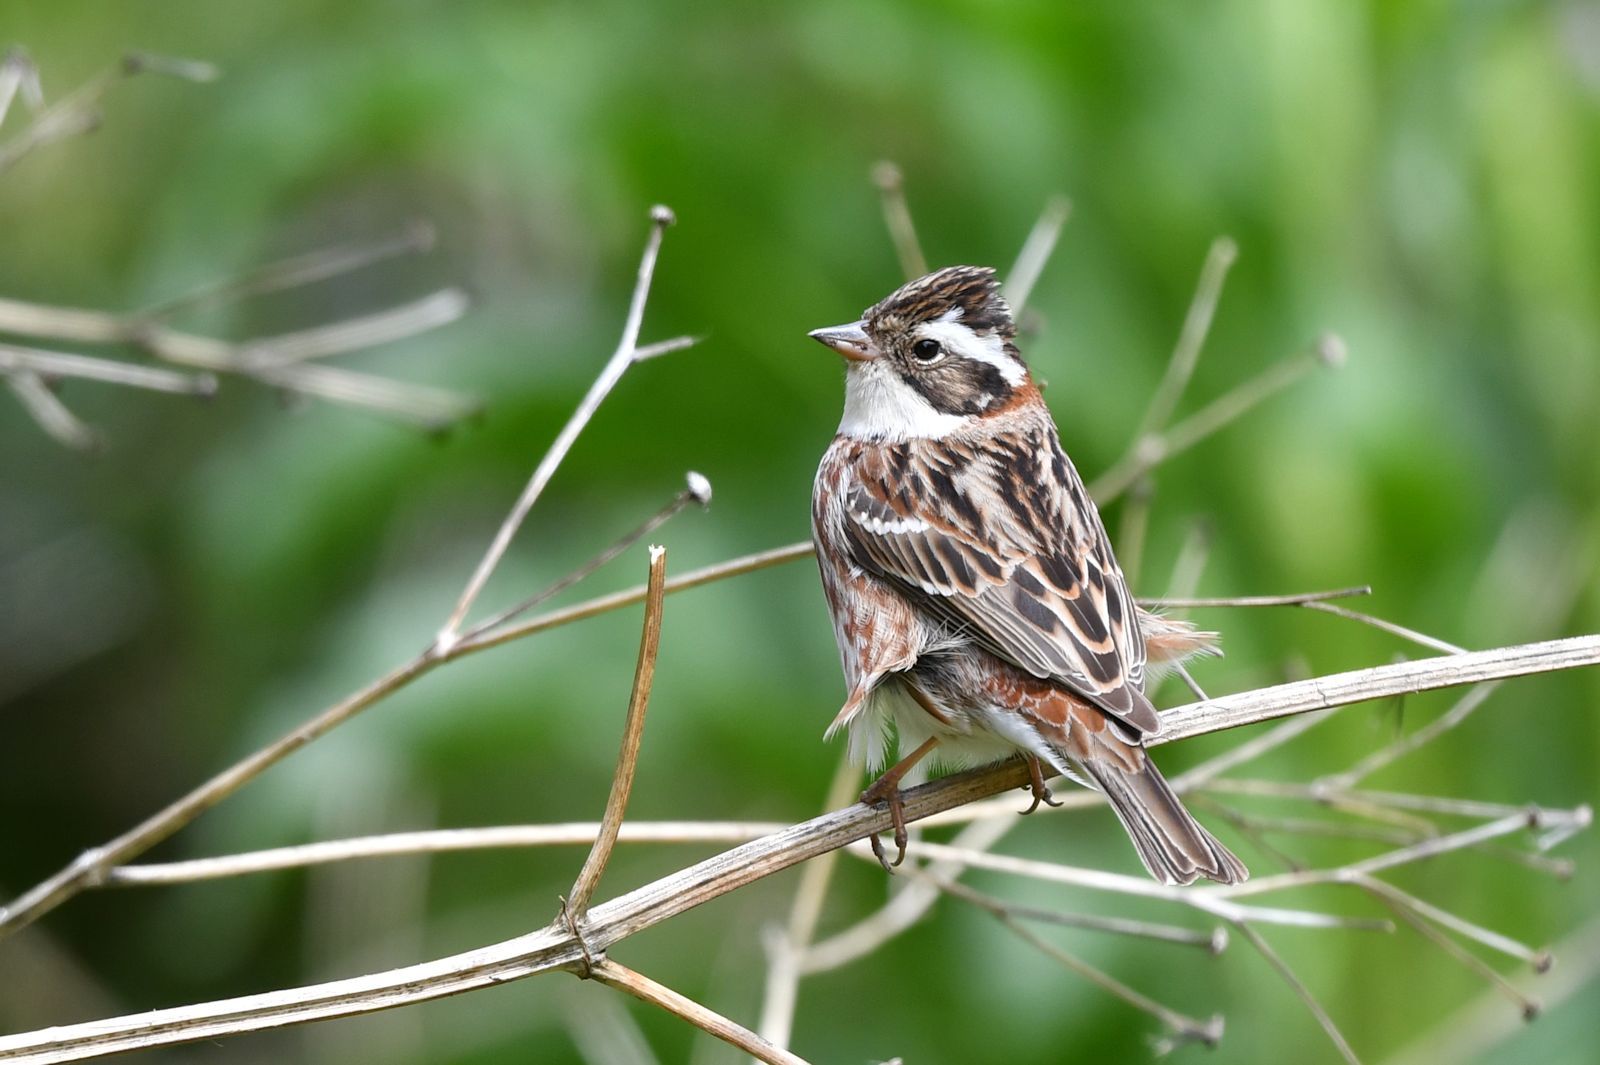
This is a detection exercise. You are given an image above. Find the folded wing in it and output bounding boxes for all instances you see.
[842,419,1156,735]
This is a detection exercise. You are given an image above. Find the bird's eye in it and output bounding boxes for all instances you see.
[912,338,943,362]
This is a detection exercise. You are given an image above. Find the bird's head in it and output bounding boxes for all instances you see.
[809,266,1032,441]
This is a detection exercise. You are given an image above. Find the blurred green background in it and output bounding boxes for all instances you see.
[3,1,1598,1062]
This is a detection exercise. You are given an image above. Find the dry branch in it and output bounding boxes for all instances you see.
[567,545,669,917]
[588,960,811,1065]
[436,204,678,644]
[1,53,477,439]
[0,636,1594,1062]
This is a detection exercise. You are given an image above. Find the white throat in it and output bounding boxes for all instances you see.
[837,360,966,442]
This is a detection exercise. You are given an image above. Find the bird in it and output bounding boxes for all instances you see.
[807,264,1247,886]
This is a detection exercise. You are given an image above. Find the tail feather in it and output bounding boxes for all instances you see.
[1079,754,1248,886]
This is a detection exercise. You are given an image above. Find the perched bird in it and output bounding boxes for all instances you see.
[808,265,1246,886]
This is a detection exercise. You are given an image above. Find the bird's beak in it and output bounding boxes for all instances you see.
[808,320,876,362]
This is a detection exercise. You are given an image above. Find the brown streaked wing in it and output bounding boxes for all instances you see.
[841,421,1156,734]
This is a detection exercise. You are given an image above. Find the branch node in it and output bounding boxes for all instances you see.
[73,847,110,889]
[559,895,600,980]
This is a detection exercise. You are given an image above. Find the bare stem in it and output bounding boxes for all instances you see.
[141,220,438,319]
[1155,636,1600,745]
[1134,236,1238,441]
[1091,338,1343,502]
[0,51,217,173]
[0,49,43,128]
[1370,887,1542,1020]
[456,542,815,655]
[437,205,679,645]
[1146,586,1371,609]
[1003,195,1072,315]
[1231,919,1360,1065]
[989,905,1223,1047]
[1318,683,1498,792]
[0,294,477,428]
[5,372,98,451]
[0,657,438,941]
[588,959,813,1065]
[234,288,468,368]
[568,546,669,917]
[105,821,789,886]
[1302,600,1467,657]
[0,342,218,396]
[871,162,927,280]
[463,477,708,643]
[919,872,1225,951]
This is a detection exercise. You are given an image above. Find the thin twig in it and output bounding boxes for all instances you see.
[1371,888,1542,1019]
[437,205,679,646]
[895,841,1393,931]
[1230,920,1360,1065]
[0,49,44,128]
[0,342,218,396]
[1318,683,1498,792]
[141,221,438,320]
[567,546,669,918]
[588,959,813,1065]
[234,288,469,368]
[5,372,97,451]
[1302,600,1468,657]
[1172,710,1338,790]
[1134,237,1239,441]
[1156,636,1600,745]
[871,162,926,280]
[1003,195,1072,315]
[987,905,1223,1047]
[0,51,218,173]
[918,872,1225,952]
[1146,586,1371,609]
[455,542,816,655]
[1355,876,1551,972]
[464,476,709,643]
[0,294,477,427]
[1379,913,1600,1065]
[1091,335,1345,501]
[105,821,788,886]
[1227,809,1588,899]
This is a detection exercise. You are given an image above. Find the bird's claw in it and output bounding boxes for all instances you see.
[862,780,910,871]
[1020,755,1064,815]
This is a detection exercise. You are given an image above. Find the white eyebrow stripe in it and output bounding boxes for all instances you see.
[914,320,1026,386]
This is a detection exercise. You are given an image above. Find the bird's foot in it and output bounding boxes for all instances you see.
[860,775,910,871]
[1020,754,1063,815]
